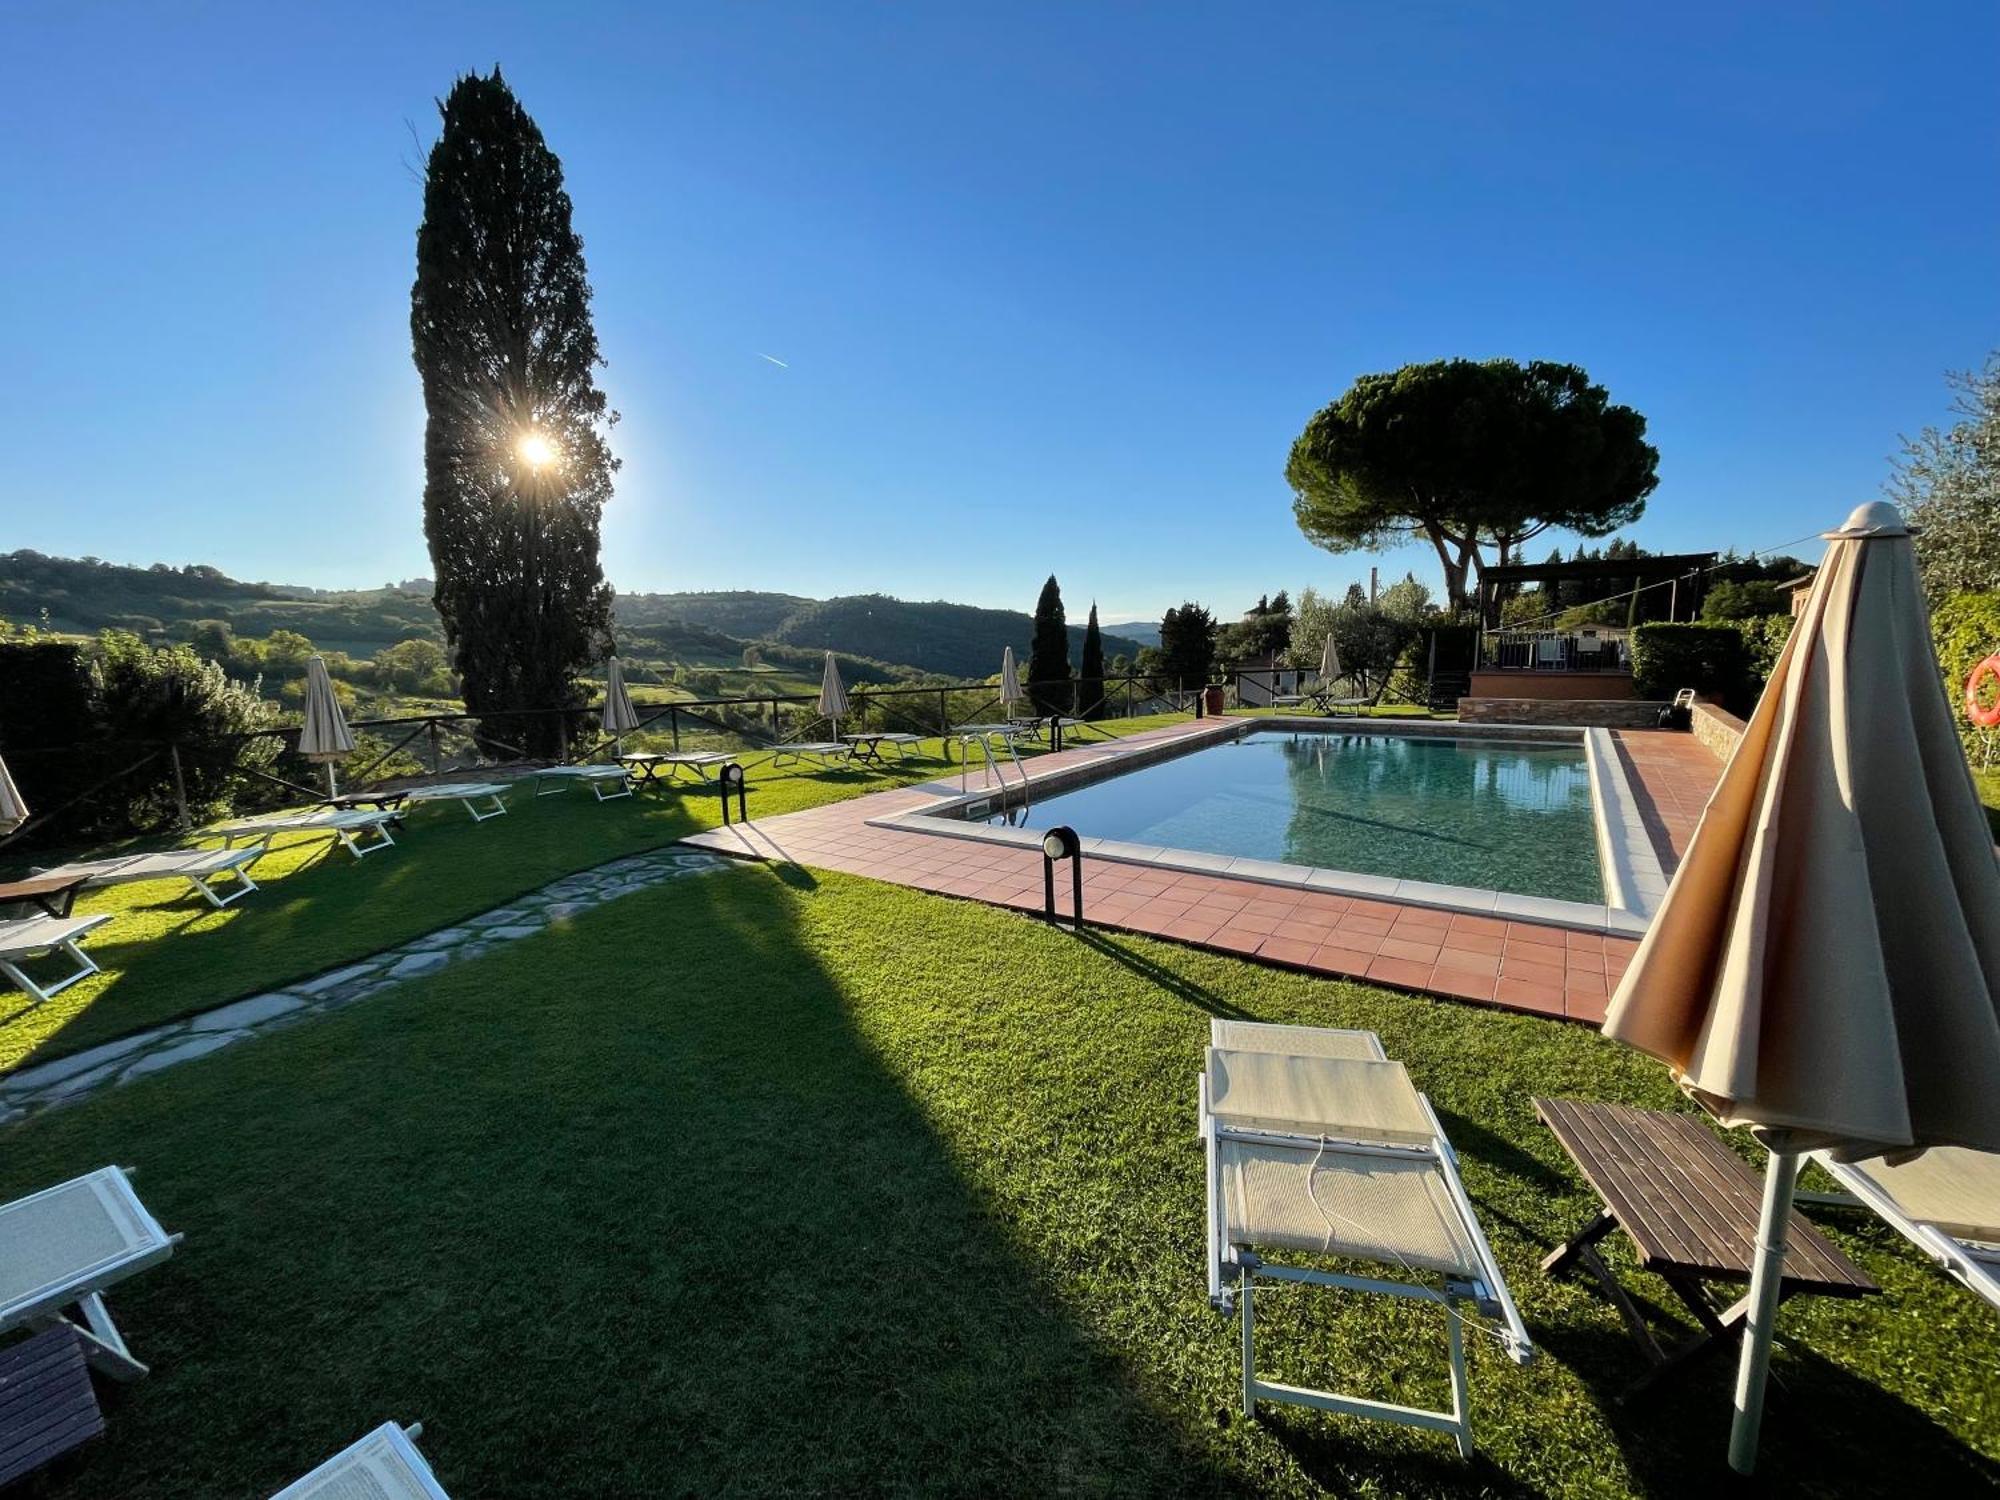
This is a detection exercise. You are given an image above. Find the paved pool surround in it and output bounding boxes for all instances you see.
[684,716,1724,1024]
[877,716,1666,932]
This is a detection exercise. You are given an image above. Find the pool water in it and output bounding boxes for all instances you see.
[1000,729,1603,903]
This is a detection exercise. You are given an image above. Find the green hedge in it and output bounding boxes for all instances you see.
[1629,623,1751,704]
[1729,613,1796,694]
[1932,591,2000,754]
[0,640,100,837]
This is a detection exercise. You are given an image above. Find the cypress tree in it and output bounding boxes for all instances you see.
[1026,574,1072,715]
[1078,602,1106,719]
[411,70,616,757]
[1158,601,1218,690]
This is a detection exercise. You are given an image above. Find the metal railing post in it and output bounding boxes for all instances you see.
[169,744,191,830]
[938,688,949,737]
[670,705,681,752]
[428,719,442,774]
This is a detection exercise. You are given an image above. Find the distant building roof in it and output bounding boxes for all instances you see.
[1775,572,1817,592]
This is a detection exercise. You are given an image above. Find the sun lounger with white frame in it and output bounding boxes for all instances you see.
[0,913,114,1005]
[270,1421,450,1499]
[401,781,510,822]
[1199,1022,1531,1456]
[769,741,852,769]
[0,1166,180,1381]
[527,764,633,801]
[32,847,262,910]
[1807,1146,2000,1315]
[213,808,399,862]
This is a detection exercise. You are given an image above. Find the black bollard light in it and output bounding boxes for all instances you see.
[1041,824,1084,928]
[719,762,749,826]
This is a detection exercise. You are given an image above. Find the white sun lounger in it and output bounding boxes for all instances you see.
[213,808,399,862]
[1210,1018,1388,1061]
[1200,1036,1530,1456]
[33,847,262,910]
[528,764,633,801]
[402,781,509,822]
[270,1421,449,1499]
[0,913,114,1005]
[770,741,852,769]
[0,1166,180,1381]
[1808,1147,2000,1315]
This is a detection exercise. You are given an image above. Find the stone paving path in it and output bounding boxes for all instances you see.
[0,846,731,1128]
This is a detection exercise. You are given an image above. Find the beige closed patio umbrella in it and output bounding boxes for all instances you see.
[1001,646,1022,716]
[1318,633,1340,688]
[818,651,850,740]
[1601,501,2000,1472]
[297,654,356,797]
[601,655,639,748]
[0,752,27,836]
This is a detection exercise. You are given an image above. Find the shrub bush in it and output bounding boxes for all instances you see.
[1931,591,2000,755]
[0,640,101,839]
[92,632,280,831]
[1728,613,1796,700]
[0,632,281,847]
[1629,623,1751,705]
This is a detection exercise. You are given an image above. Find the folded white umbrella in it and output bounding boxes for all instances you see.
[1001,646,1022,714]
[297,654,356,796]
[601,655,639,741]
[1601,501,2000,1472]
[1318,633,1340,685]
[817,651,850,739]
[0,752,26,836]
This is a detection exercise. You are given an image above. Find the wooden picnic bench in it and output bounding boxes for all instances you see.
[0,875,86,920]
[1534,1097,1878,1395]
[0,1326,105,1488]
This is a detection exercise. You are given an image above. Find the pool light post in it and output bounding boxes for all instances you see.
[1042,824,1084,928]
[719,762,750,826]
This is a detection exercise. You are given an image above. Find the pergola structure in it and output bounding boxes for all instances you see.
[1477,552,1719,632]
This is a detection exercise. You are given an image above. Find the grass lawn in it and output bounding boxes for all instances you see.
[3,866,1993,1497]
[1975,767,1999,839]
[0,716,1191,1073]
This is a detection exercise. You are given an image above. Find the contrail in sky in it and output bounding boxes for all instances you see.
[757,352,789,368]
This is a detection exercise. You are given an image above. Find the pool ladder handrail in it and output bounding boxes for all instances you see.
[959,728,1030,810]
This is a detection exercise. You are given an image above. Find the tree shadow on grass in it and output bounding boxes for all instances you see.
[1431,1108,1572,1200]
[1,792,708,1072]
[3,863,1249,1498]
[1073,929,1257,1022]
[1535,1308,2000,1495]
[1262,1416,1545,1500]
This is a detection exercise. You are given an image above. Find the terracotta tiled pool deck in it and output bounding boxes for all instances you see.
[685,717,1724,1025]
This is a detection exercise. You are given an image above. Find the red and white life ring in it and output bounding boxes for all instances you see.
[1968,655,2000,729]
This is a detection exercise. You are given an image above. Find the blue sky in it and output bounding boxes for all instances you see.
[2,3,1994,625]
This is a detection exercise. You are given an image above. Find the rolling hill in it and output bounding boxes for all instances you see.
[0,554,1149,683]
[753,593,1144,679]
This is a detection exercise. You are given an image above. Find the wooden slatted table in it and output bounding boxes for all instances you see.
[1534,1097,1878,1395]
[0,875,87,920]
[0,1326,105,1487]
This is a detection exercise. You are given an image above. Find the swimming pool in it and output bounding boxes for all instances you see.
[985,728,1604,903]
